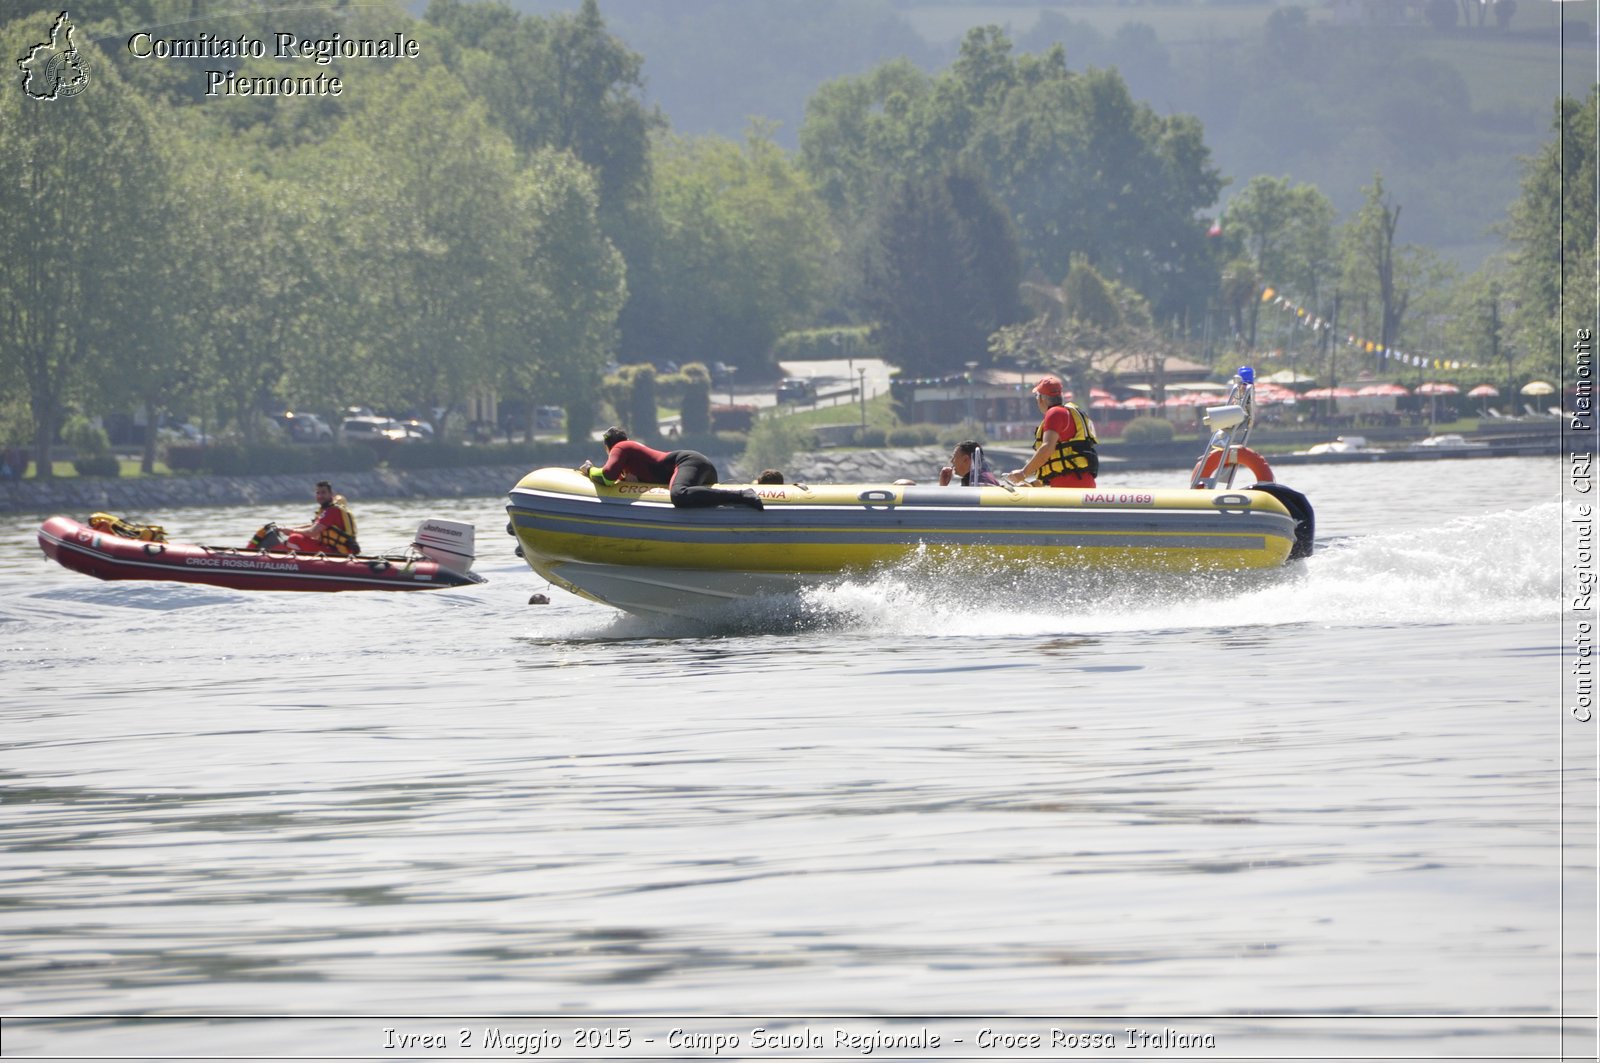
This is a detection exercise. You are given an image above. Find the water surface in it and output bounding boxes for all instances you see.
[0,457,1590,1058]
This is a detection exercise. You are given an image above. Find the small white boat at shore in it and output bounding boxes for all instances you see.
[1298,435,1386,456]
[1409,433,1488,450]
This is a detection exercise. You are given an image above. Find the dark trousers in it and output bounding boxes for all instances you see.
[667,451,748,508]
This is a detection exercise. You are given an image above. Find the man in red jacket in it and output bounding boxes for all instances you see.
[579,428,764,509]
[247,480,362,554]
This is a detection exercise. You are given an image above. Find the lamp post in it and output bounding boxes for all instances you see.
[964,360,978,427]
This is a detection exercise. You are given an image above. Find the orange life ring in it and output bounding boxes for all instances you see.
[1192,445,1274,486]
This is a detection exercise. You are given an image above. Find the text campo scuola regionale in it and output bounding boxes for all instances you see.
[125,31,420,97]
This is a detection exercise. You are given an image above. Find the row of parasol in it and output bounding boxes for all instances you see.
[1080,380,1557,411]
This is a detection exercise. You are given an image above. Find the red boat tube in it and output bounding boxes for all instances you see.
[37,516,485,592]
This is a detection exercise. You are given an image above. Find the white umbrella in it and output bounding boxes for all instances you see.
[1520,380,1555,396]
[1416,382,1459,423]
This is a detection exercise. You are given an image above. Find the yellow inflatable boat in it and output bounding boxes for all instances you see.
[506,471,1311,618]
[505,370,1313,618]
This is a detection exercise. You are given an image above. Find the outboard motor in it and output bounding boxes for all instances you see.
[414,519,476,575]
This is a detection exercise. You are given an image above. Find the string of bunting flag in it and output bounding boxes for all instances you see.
[1256,285,1481,372]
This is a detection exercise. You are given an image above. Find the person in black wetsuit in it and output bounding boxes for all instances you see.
[578,428,763,510]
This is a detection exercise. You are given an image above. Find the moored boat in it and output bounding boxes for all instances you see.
[507,369,1314,619]
[38,516,484,592]
[1297,434,1386,456]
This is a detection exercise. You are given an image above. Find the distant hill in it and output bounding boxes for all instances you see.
[461,0,1593,266]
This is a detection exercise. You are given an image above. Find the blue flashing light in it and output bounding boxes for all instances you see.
[1237,366,1255,384]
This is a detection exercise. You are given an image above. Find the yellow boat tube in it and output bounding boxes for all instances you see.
[506,468,1311,618]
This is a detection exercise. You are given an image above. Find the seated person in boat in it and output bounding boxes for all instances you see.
[247,480,361,555]
[579,428,763,510]
[939,440,999,487]
[755,469,785,484]
[1006,375,1099,488]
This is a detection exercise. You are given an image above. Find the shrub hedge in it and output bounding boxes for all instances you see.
[1120,416,1176,444]
[165,443,381,475]
[382,441,584,470]
[771,326,878,363]
[72,454,121,478]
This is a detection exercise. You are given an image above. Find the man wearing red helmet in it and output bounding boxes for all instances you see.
[1006,375,1099,488]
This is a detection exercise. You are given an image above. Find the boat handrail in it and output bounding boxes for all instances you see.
[1189,367,1258,490]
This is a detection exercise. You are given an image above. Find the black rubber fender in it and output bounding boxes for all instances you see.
[1249,481,1315,560]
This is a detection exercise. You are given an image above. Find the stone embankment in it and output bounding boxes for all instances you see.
[0,426,1558,518]
[0,447,1050,518]
[0,465,532,519]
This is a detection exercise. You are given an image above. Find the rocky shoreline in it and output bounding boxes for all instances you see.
[1,447,1023,519]
[0,431,1560,519]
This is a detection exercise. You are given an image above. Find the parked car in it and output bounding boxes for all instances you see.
[535,405,564,431]
[343,417,428,444]
[394,418,434,438]
[775,377,814,404]
[343,416,399,441]
[273,411,333,442]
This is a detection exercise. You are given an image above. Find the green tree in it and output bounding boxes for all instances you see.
[0,21,176,477]
[863,166,1023,376]
[1339,174,1435,363]
[645,128,837,374]
[1441,263,1518,398]
[426,0,661,365]
[993,257,1158,404]
[678,363,712,436]
[504,148,626,445]
[1505,89,1597,383]
[1222,176,1337,348]
[178,162,329,444]
[331,66,529,440]
[602,363,659,441]
[800,30,1224,328]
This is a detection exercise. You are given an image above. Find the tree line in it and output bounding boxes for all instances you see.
[0,0,1587,477]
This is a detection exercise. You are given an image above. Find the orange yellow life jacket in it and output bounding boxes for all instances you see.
[1033,402,1099,481]
[88,512,167,542]
[314,497,359,555]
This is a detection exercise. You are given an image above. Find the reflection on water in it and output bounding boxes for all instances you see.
[0,458,1586,1057]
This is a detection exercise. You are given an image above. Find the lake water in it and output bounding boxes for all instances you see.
[1,456,1592,1060]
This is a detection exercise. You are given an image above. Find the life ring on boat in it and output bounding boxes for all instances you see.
[1192,445,1274,486]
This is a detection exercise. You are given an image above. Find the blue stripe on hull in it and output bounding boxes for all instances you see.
[507,490,1294,552]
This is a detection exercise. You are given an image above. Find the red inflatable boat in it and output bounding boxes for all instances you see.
[37,515,485,592]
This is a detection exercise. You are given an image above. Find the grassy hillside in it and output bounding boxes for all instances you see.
[480,0,1589,265]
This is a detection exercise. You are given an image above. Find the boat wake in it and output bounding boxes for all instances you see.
[548,501,1563,641]
[796,501,1563,637]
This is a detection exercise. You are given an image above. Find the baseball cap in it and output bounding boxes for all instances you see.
[1032,375,1064,397]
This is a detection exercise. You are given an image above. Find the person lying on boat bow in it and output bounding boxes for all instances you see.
[579,428,764,510]
[247,480,361,555]
[939,440,999,487]
[1006,375,1099,488]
